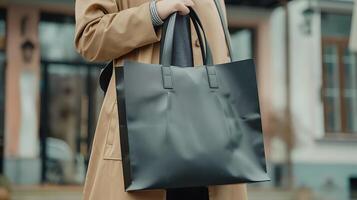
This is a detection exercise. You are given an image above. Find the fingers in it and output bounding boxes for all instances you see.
[157,0,195,20]
[175,0,194,15]
[177,3,190,15]
[182,0,194,7]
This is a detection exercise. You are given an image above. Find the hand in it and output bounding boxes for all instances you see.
[156,0,195,20]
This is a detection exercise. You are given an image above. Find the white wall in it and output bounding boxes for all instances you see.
[288,0,325,145]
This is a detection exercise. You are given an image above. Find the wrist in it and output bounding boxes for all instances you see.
[156,0,175,20]
[150,0,164,26]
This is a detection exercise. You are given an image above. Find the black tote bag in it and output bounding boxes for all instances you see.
[115,9,269,191]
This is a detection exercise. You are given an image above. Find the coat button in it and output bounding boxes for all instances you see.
[195,39,200,47]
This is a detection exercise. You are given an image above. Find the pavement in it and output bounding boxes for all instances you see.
[11,185,82,200]
[8,185,312,200]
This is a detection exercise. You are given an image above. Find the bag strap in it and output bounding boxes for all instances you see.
[99,61,113,93]
[161,8,213,66]
[213,0,234,60]
[100,2,233,93]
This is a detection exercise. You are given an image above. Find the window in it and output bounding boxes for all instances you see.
[39,13,103,184]
[229,28,257,61]
[321,12,357,134]
[39,13,82,61]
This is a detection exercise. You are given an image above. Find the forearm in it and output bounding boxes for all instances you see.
[74,0,194,62]
[75,1,161,61]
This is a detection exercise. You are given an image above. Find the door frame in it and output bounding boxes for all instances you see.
[39,59,103,183]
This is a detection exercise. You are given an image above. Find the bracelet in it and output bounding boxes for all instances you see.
[150,0,164,26]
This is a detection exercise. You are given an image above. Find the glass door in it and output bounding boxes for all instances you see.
[39,12,104,184]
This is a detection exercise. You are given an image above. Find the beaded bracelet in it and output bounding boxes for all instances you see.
[150,0,164,26]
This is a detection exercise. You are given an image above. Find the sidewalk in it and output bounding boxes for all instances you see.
[11,185,82,200]
[9,185,312,200]
[248,187,313,200]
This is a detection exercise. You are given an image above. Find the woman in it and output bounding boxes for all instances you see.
[74,0,248,199]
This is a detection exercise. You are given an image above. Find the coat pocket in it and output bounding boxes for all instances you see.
[103,102,122,161]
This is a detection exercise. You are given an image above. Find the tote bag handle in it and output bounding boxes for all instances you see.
[99,2,231,93]
[160,8,213,66]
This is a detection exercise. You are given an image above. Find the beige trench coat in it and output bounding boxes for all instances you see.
[75,0,248,199]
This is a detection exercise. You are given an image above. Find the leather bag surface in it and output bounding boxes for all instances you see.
[114,9,270,191]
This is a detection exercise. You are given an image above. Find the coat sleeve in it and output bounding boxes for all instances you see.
[74,0,161,62]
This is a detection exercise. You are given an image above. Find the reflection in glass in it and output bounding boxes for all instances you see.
[40,62,103,184]
[230,28,255,60]
[39,17,82,61]
[39,14,103,184]
[321,12,352,38]
[323,44,341,132]
[343,49,357,133]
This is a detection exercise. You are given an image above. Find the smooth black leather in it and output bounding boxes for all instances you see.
[161,10,213,66]
[171,15,193,68]
[115,9,269,191]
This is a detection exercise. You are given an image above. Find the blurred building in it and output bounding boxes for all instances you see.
[0,0,356,200]
[0,0,104,185]
[227,0,356,199]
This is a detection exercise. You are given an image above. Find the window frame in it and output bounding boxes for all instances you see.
[321,17,357,137]
[38,11,104,183]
